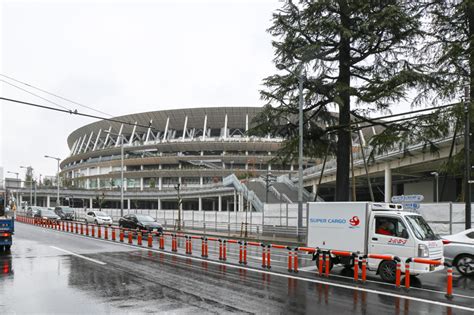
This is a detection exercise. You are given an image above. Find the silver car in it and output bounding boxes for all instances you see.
[443,228,474,276]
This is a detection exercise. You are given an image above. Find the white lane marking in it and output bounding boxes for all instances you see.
[30,225,473,310]
[50,246,107,265]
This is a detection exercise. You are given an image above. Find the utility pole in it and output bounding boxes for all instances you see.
[174,183,182,230]
[465,86,472,229]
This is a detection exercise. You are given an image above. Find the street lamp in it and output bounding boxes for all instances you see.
[174,183,182,230]
[104,130,125,217]
[20,166,33,207]
[45,155,61,207]
[276,62,305,241]
[431,172,439,203]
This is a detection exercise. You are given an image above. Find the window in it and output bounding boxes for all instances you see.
[375,216,409,239]
[87,212,93,216]
[466,231,474,239]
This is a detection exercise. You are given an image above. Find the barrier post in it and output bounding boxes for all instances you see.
[80,224,84,235]
[219,240,223,260]
[405,259,411,290]
[293,248,299,273]
[261,244,266,268]
[98,225,102,239]
[325,252,330,277]
[112,228,116,241]
[287,247,293,272]
[160,233,165,250]
[361,256,367,283]
[172,234,177,252]
[104,226,109,240]
[395,258,401,288]
[189,236,193,254]
[353,254,359,282]
[266,245,271,269]
[91,225,96,238]
[66,222,70,232]
[318,251,323,276]
[148,233,153,247]
[119,229,124,242]
[128,230,133,244]
[446,264,453,298]
[185,236,190,254]
[75,223,78,233]
[243,242,247,265]
[137,231,142,246]
[239,241,243,263]
[223,240,227,261]
[86,224,89,236]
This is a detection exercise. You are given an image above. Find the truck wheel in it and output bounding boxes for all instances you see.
[379,260,397,283]
[454,254,474,276]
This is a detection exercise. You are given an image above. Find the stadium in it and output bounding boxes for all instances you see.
[57,106,313,211]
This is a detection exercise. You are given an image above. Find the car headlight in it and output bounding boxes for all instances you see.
[418,244,429,258]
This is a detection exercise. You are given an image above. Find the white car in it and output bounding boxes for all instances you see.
[85,211,113,225]
[443,228,474,276]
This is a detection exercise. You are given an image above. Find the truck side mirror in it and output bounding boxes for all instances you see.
[401,229,409,239]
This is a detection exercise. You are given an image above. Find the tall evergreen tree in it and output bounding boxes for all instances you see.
[252,0,427,200]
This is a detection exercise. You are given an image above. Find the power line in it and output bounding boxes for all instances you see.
[0,73,113,117]
[0,79,72,111]
[0,96,153,131]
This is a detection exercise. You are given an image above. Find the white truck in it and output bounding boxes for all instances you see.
[307,202,444,282]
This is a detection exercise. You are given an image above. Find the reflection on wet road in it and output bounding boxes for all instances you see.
[0,223,473,314]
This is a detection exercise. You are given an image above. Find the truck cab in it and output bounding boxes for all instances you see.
[307,202,444,282]
[367,204,444,279]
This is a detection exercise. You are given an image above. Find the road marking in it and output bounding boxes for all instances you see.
[50,246,107,265]
[25,224,473,311]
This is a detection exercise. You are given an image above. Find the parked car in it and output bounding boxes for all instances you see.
[84,211,113,225]
[118,214,163,233]
[26,206,42,217]
[54,206,75,221]
[34,208,61,221]
[443,228,474,276]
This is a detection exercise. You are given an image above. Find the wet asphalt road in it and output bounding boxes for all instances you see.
[0,223,473,314]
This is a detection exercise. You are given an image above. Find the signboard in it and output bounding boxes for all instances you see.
[391,195,424,211]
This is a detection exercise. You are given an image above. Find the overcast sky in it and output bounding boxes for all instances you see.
[0,0,281,180]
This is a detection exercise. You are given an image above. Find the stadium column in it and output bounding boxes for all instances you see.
[46,195,50,208]
[198,197,202,211]
[218,195,222,212]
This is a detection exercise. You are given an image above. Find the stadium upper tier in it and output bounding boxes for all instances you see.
[60,107,303,190]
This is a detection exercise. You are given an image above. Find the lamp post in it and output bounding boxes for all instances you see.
[104,131,125,218]
[44,155,61,207]
[276,62,305,242]
[20,166,33,207]
[431,172,439,203]
[7,171,19,211]
[465,86,471,230]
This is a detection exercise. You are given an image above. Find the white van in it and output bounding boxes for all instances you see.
[307,202,444,282]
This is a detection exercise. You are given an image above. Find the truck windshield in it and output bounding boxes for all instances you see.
[405,215,439,241]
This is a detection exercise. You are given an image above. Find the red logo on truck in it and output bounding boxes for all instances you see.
[349,216,360,226]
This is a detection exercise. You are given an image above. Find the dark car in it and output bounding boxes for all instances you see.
[34,208,61,221]
[54,206,75,220]
[26,206,43,217]
[118,214,163,233]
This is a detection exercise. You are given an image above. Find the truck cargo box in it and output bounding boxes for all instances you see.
[307,202,369,253]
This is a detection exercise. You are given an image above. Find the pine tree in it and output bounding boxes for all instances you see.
[252,0,427,200]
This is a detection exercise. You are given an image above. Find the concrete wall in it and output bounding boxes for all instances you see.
[404,181,434,202]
